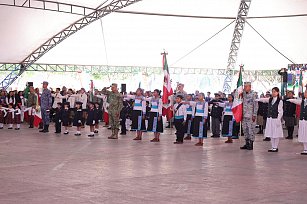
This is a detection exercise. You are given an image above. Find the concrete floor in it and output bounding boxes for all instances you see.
[0,124,307,204]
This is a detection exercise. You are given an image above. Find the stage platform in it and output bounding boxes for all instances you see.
[0,124,306,204]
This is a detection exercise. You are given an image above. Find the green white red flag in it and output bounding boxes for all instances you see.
[161,52,173,120]
[232,66,243,123]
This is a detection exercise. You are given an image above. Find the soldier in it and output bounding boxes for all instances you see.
[101,83,123,139]
[39,81,52,133]
[240,82,258,150]
[26,86,37,128]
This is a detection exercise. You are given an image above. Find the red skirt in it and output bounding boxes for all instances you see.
[7,113,14,124]
[15,115,21,124]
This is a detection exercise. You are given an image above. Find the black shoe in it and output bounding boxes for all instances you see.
[107,127,112,130]
[94,130,98,133]
[301,152,307,155]
[174,141,183,144]
[263,137,271,141]
[74,133,81,136]
[15,128,20,130]
[55,132,61,133]
[8,127,13,129]
[268,148,278,152]
[64,132,69,135]
[120,132,126,135]
[88,134,94,137]
[240,140,249,149]
[0,127,3,129]
[285,136,293,140]
[247,141,253,150]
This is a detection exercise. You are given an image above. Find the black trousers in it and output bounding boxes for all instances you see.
[120,117,126,133]
[55,122,61,133]
[174,118,185,142]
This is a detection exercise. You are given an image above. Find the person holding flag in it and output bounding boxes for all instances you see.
[240,82,258,150]
[233,66,258,150]
[161,52,173,128]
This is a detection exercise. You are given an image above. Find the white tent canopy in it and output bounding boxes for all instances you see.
[1,0,307,70]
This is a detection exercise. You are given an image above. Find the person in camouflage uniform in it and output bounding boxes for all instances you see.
[240,82,258,150]
[26,86,37,128]
[101,83,123,139]
[40,81,52,133]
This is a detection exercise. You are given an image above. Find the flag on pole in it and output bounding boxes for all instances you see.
[161,52,173,120]
[33,109,42,127]
[232,65,244,123]
[162,52,173,103]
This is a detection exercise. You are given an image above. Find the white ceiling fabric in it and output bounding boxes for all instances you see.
[0,0,306,70]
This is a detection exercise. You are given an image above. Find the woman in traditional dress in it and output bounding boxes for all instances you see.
[126,88,146,140]
[220,94,236,143]
[288,89,307,155]
[187,93,208,146]
[183,94,195,140]
[257,87,283,152]
[147,89,163,142]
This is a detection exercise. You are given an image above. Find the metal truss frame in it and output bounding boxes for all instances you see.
[0,0,142,90]
[0,0,96,16]
[0,63,280,78]
[223,0,252,93]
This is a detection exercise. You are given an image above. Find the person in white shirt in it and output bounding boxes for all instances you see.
[69,88,88,126]
[173,95,187,144]
[52,88,66,109]
[288,90,307,155]
[257,87,283,152]
[183,94,195,140]
[125,88,146,140]
[147,89,163,142]
[187,93,208,146]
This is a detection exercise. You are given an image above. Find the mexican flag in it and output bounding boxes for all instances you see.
[161,52,173,119]
[232,66,243,123]
[33,109,42,127]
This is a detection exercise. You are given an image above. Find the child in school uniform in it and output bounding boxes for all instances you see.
[147,89,163,142]
[54,102,62,134]
[173,95,187,144]
[257,87,283,152]
[73,102,83,136]
[62,102,70,134]
[126,88,146,140]
[0,104,7,129]
[7,103,15,129]
[288,89,307,155]
[14,105,21,130]
[94,102,103,134]
[86,102,97,137]
[183,94,195,140]
[187,93,209,146]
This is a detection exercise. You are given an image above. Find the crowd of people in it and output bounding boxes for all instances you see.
[0,81,307,155]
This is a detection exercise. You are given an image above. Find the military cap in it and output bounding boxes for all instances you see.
[42,81,49,85]
[244,82,251,86]
[57,102,62,106]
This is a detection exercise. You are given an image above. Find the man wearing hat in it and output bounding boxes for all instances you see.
[240,82,258,150]
[283,90,297,139]
[101,83,123,139]
[40,81,52,133]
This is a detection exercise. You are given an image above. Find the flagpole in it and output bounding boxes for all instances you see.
[161,50,173,133]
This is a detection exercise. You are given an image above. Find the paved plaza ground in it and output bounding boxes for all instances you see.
[1,124,307,204]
